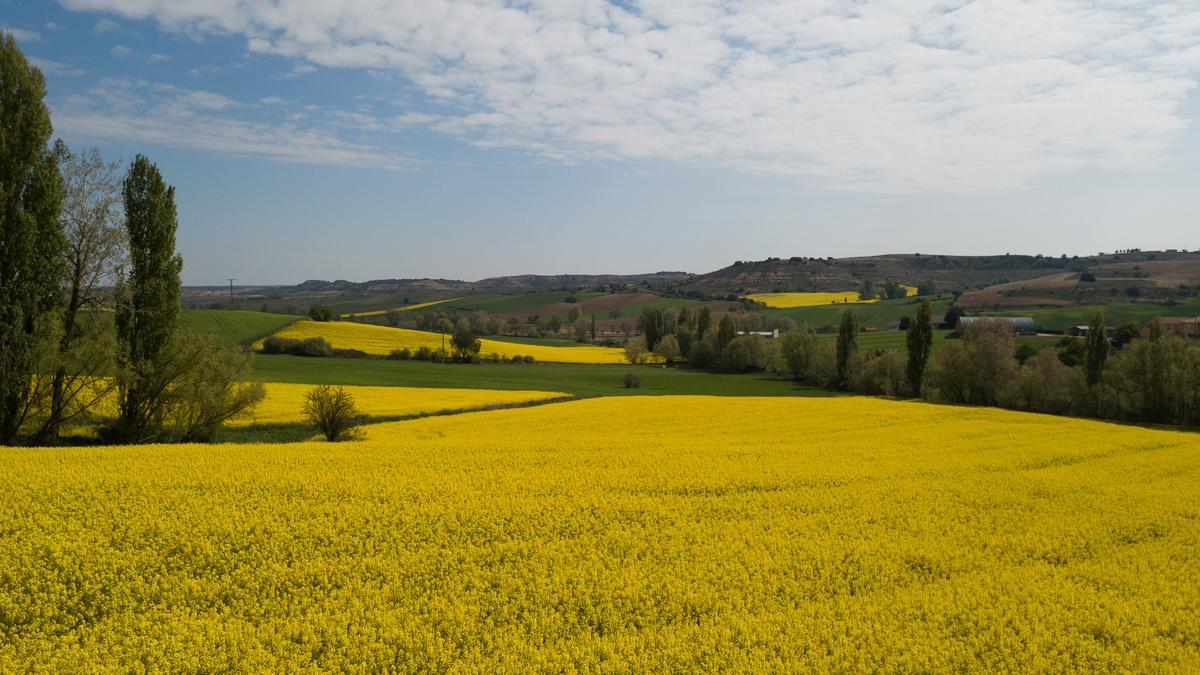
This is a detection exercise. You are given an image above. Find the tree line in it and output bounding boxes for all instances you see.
[1,35,262,446]
[625,295,1200,428]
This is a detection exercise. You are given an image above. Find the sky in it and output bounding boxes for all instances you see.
[3,0,1200,285]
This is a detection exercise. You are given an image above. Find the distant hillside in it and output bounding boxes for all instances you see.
[473,272,691,293]
[677,250,1200,300]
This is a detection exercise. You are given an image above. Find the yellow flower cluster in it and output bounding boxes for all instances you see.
[260,320,628,364]
[340,297,459,318]
[234,383,568,426]
[2,396,1198,670]
[747,286,918,308]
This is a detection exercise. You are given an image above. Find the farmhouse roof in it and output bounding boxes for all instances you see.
[957,316,1036,333]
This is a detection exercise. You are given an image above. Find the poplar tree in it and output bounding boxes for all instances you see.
[112,155,183,442]
[716,315,737,351]
[905,299,934,397]
[1084,311,1108,388]
[836,309,858,389]
[697,305,713,339]
[0,34,66,444]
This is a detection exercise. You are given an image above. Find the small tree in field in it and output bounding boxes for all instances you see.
[304,385,360,442]
[450,326,481,361]
[656,334,682,364]
[624,335,648,365]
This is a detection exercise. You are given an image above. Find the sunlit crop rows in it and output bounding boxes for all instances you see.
[234,383,568,426]
[341,297,459,318]
[261,320,628,363]
[2,396,1198,670]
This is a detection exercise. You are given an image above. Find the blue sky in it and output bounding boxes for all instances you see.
[4,0,1200,285]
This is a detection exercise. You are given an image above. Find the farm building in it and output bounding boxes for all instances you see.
[738,329,780,338]
[957,316,1036,334]
[1070,324,1115,337]
[1155,316,1200,337]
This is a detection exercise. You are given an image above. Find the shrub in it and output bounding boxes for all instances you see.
[656,334,682,364]
[388,348,413,360]
[308,305,333,322]
[523,355,535,364]
[719,336,770,372]
[161,335,267,442]
[510,354,523,364]
[297,337,334,358]
[414,346,433,361]
[623,372,641,389]
[303,385,360,442]
[261,335,300,355]
[624,336,648,365]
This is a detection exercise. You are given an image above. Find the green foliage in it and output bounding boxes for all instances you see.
[780,329,818,381]
[624,335,648,365]
[697,306,713,339]
[719,335,770,373]
[450,327,482,362]
[112,155,182,442]
[655,334,682,364]
[308,305,333,322]
[716,315,737,351]
[943,305,964,330]
[622,372,641,389]
[905,299,934,396]
[161,334,266,442]
[303,384,360,442]
[261,336,334,358]
[638,307,666,351]
[0,34,66,443]
[1085,312,1109,388]
[836,310,858,388]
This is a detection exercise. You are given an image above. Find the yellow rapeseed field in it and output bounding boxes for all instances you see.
[235,383,568,426]
[260,320,628,364]
[746,291,879,307]
[341,297,459,318]
[2,396,1198,670]
[747,286,918,308]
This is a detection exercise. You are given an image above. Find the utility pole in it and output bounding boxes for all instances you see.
[226,278,236,304]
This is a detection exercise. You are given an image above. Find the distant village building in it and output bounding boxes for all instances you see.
[956,316,1036,334]
[738,329,780,338]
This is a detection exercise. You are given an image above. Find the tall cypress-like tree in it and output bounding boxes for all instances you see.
[836,309,858,389]
[112,155,182,442]
[697,305,713,340]
[905,299,934,397]
[1084,311,1108,388]
[716,314,737,351]
[0,34,66,444]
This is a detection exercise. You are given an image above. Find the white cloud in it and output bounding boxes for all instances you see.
[146,52,172,64]
[53,78,413,170]
[29,57,88,77]
[94,18,120,33]
[56,0,1200,192]
[1,26,43,43]
[110,44,133,58]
